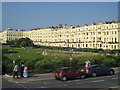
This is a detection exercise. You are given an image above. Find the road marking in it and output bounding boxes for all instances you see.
[91,80,104,82]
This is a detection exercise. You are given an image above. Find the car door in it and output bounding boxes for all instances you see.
[69,69,77,79]
[96,66,107,75]
[100,66,110,75]
[64,69,71,79]
[93,66,103,75]
[72,69,79,78]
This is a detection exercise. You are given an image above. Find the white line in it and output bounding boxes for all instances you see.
[92,80,104,82]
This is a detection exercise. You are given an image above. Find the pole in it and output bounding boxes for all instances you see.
[70,60,71,67]
[69,57,72,67]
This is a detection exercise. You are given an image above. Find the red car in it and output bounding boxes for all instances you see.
[54,67,86,81]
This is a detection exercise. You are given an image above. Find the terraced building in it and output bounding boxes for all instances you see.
[1,21,120,50]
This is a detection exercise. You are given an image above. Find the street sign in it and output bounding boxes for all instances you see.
[70,54,72,57]
[69,57,73,61]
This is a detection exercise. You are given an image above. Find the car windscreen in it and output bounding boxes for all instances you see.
[85,65,99,69]
[55,69,61,73]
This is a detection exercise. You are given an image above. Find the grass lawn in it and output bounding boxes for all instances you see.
[2,45,120,74]
[3,46,99,61]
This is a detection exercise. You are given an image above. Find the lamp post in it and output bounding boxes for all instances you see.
[69,57,73,67]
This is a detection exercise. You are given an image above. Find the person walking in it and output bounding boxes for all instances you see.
[87,60,91,66]
[23,66,29,78]
[13,63,18,79]
[85,60,91,67]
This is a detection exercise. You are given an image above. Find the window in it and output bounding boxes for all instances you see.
[107,32,109,35]
[70,69,78,72]
[106,26,108,29]
[86,32,88,35]
[64,69,71,73]
[115,38,117,42]
[91,32,92,35]
[112,38,113,42]
[98,32,101,34]
[114,45,116,49]
[112,31,113,34]
[78,44,80,47]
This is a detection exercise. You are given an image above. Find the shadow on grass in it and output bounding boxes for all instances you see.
[2,48,18,54]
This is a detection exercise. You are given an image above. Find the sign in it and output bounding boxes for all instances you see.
[70,54,72,57]
[69,58,73,61]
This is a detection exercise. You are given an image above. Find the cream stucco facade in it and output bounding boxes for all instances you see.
[0,21,120,50]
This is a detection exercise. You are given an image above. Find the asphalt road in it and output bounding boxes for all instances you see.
[2,72,120,89]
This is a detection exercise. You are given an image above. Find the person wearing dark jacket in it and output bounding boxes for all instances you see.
[20,64,24,77]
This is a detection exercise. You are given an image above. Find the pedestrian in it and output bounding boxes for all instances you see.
[23,66,29,78]
[85,60,91,67]
[20,64,24,77]
[13,63,18,79]
[87,60,91,66]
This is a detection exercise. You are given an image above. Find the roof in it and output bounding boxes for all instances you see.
[60,67,73,69]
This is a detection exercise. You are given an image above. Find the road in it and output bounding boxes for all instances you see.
[2,72,120,89]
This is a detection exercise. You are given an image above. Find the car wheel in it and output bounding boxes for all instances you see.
[110,70,114,75]
[62,76,67,81]
[80,74,85,79]
[92,72,97,77]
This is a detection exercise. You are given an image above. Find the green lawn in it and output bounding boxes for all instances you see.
[2,46,120,74]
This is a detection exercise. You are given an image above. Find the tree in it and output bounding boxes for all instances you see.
[6,37,34,47]
[6,40,15,45]
[20,41,27,47]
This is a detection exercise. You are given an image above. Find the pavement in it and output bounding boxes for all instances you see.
[3,73,55,83]
[3,67,120,83]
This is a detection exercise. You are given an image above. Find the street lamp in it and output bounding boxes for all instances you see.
[69,57,73,67]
